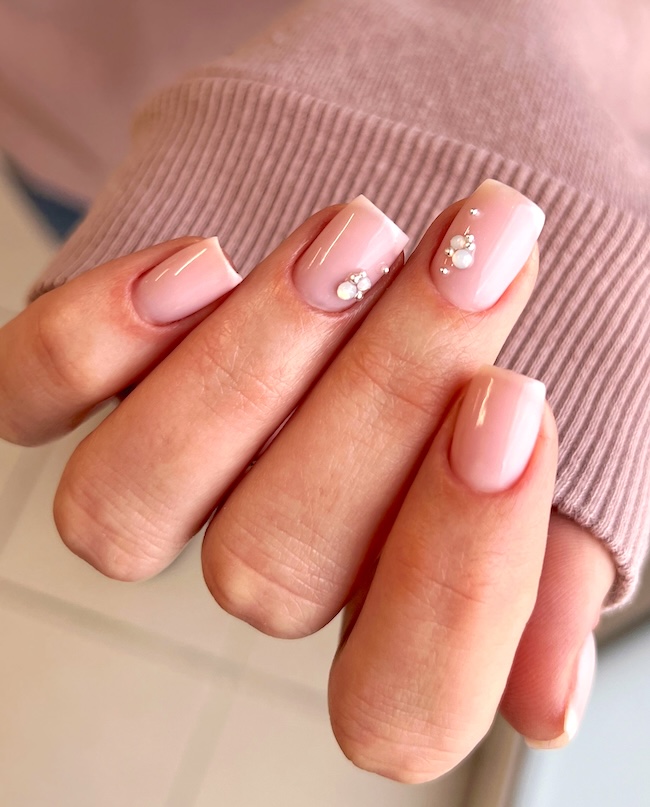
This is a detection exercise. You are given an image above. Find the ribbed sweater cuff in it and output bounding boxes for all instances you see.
[29,76,650,607]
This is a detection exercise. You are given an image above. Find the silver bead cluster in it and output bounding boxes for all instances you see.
[439,208,479,276]
[336,266,389,301]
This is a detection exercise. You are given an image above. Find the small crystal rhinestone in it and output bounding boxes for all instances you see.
[469,208,479,216]
[439,266,450,275]
[381,265,390,274]
[444,247,454,257]
[466,233,475,242]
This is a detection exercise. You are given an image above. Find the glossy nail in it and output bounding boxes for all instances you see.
[432,178,545,312]
[526,633,596,750]
[450,365,546,494]
[293,195,409,312]
[133,238,242,324]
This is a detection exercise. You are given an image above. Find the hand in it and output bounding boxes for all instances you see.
[0,180,615,780]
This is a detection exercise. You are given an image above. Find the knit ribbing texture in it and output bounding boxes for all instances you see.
[29,75,650,607]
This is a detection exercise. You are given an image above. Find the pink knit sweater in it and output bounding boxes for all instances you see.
[3,0,649,605]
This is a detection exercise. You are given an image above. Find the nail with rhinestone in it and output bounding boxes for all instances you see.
[431,179,545,312]
[293,195,409,312]
[337,271,373,300]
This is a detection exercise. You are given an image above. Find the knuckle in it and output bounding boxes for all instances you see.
[330,697,462,784]
[344,332,441,419]
[205,507,336,638]
[189,324,289,421]
[54,452,176,581]
[35,302,103,400]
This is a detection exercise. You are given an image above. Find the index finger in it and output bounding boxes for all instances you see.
[0,237,238,445]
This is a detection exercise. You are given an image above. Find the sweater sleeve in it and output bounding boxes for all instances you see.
[28,0,650,607]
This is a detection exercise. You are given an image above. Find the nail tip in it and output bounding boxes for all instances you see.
[524,732,571,751]
[350,194,410,249]
[475,365,546,398]
[477,177,546,235]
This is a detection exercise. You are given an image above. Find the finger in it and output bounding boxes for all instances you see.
[0,237,243,446]
[328,367,558,783]
[499,511,615,747]
[54,197,408,580]
[203,178,545,637]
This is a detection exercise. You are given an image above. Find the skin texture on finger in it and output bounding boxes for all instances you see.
[0,237,232,446]
[203,192,541,638]
[53,204,406,581]
[499,511,615,745]
[327,398,558,784]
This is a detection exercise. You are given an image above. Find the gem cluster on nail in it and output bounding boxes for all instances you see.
[336,266,389,301]
[439,208,479,276]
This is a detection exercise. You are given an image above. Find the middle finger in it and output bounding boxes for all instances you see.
[203,179,545,636]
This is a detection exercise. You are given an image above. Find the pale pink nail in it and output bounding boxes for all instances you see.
[526,633,596,750]
[450,365,546,494]
[132,238,242,324]
[293,195,409,312]
[432,178,545,312]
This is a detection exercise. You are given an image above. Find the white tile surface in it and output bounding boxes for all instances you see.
[0,593,224,807]
[244,616,341,692]
[194,679,468,807]
[0,406,257,666]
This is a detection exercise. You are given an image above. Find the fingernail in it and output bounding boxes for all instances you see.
[133,238,242,324]
[432,178,545,312]
[525,633,596,750]
[450,365,546,494]
[293,195,409,312]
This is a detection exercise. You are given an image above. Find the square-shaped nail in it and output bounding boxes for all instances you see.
[450,365,546,494]
[133,237,242,324]
[432,179,545,312]
[293,195,409,312]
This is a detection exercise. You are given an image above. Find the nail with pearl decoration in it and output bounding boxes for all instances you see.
[431,179,546,312]
[336,267,390,301]
[439,209,479,276]
[293,195,409,312]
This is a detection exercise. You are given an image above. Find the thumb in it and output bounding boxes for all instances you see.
[0,237,241,446]
[499,510,615,747]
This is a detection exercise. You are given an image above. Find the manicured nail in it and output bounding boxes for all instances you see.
[525,633,596,750]
[133,238,242,324]
[293,195,409,312]
[432,178,545,312]
[450,365,546,494]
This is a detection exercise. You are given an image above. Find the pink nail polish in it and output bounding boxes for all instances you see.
[450,365,546,494]
[526,633,596,750]
[432,178,545,312]
[293,195,409,312]
[132,238,242,324]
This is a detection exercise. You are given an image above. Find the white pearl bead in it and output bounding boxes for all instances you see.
[451,249,474,269]
[450,235,467,251]
[356,276,372,292]
[337,280,358,300]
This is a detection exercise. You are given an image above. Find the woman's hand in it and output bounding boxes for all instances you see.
[0,180,615,780]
